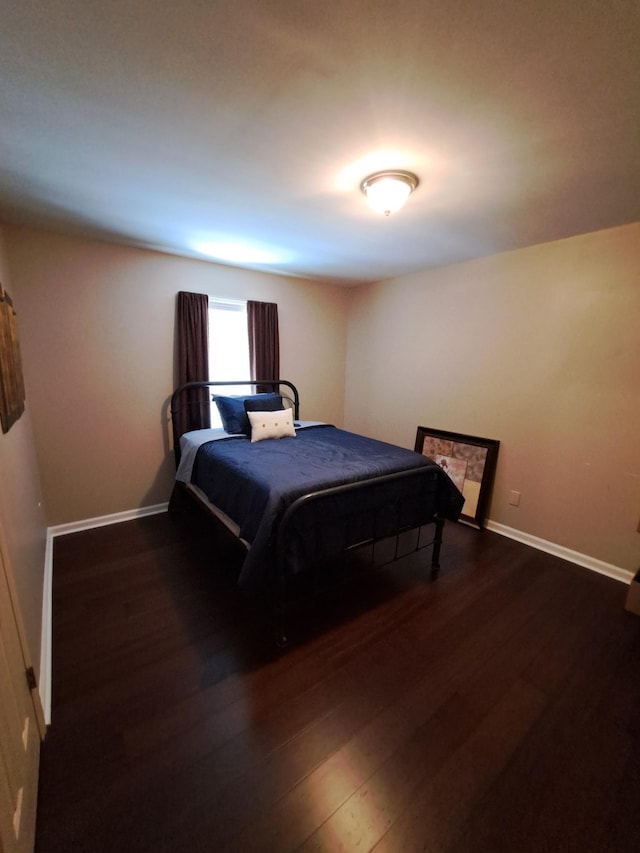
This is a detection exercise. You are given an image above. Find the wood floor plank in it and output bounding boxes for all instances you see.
[34,512,640,853]
[290,552,568,850]
[370,678,548,853]
[447,611,640,853]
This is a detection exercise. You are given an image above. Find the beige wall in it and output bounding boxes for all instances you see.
[4,219,638,579]
[345,223,640,573]
[0,226,47,679]
[4,226,349,526]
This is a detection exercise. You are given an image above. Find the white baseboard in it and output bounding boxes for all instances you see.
[40,530,54,725]
[41,502,168,725]
[486,520,633,585]
[48,502,169,539]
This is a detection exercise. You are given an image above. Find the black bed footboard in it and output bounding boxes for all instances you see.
[272,466,446,646]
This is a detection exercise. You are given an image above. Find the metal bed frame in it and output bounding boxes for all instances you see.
[170,380,446,645]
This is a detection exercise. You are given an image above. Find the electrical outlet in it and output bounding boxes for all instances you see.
[509,490,521,507]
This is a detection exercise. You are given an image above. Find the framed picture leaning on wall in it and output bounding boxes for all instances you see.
[415,426,499,528]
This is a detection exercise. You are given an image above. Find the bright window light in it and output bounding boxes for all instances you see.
[193,240,292,266]
[208,298,250,426]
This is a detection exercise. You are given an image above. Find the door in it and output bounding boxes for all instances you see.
[0,536,41,853]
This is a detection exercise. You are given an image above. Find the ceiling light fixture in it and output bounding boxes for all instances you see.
[360,170,419,216]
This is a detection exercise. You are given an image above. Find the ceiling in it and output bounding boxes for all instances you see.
[1,1,639,285]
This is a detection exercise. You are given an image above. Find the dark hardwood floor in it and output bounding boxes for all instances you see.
[35,510,640,852]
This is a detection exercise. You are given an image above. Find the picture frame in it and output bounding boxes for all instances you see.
[0,285,26,434]
[415,426,499,528]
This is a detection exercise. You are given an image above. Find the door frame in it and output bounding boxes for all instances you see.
[0,517,46,739]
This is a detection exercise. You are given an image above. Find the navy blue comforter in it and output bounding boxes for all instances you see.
[191,425,463,588]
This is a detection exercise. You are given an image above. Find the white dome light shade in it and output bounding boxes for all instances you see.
[360,170,419,216]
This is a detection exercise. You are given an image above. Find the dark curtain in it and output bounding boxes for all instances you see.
[247,301,280,392]
[176,291,210,436]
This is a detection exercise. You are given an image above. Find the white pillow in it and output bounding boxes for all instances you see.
[247,408,296,443]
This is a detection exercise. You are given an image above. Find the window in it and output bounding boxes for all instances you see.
[208,298,250,426]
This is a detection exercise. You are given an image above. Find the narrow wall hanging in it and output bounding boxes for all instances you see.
[0,284,26,433]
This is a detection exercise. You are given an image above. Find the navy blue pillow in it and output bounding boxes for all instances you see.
[244,396,284,414]
[214,393,282,435]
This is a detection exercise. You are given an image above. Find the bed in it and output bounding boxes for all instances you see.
[169,380,464,644]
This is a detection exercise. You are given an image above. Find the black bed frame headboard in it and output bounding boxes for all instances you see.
[170,379,300,466]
